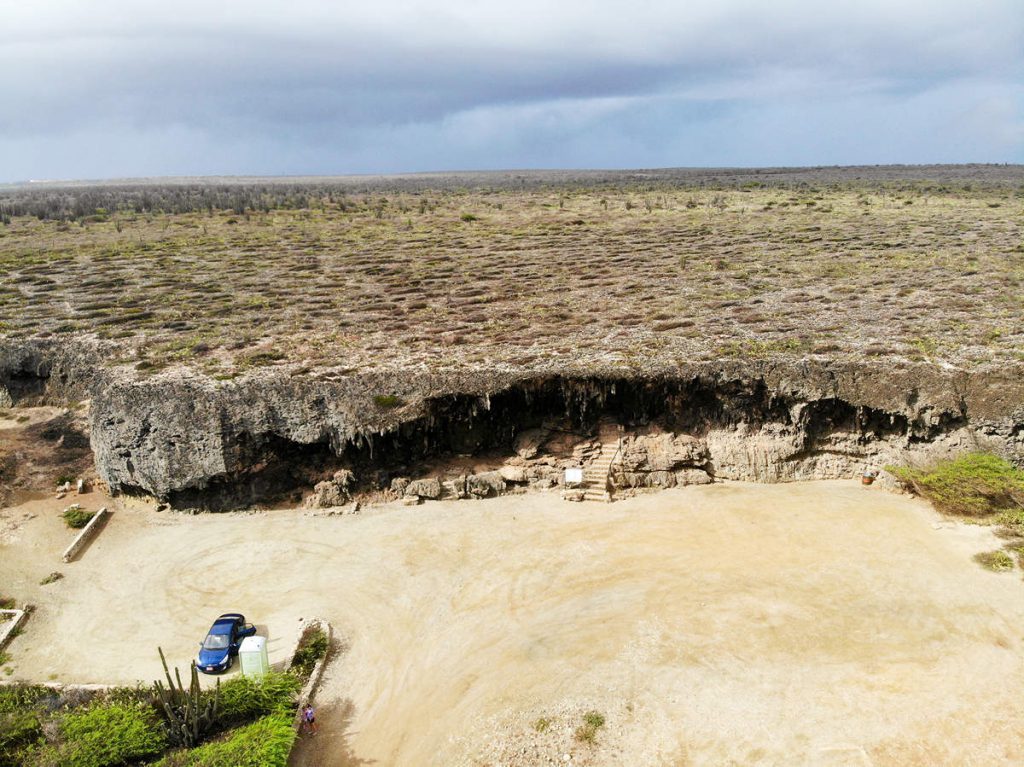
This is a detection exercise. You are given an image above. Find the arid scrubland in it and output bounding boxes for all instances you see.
[1,170,1022,377]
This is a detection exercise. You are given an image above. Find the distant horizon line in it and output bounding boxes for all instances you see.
[3,162,1022,188]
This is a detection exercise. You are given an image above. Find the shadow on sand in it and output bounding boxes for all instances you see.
[289,698,375,767]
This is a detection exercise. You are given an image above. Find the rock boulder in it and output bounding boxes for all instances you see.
[405,477,442,500]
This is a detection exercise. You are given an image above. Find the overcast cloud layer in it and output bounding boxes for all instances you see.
[1,0,1022,180]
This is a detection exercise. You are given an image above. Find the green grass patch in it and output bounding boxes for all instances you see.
[1004,541,1024,569]
[574,710,606,744]
[887,453,1024,517]
[995,508,1024,535]
[373,394,404,410]
[974,550,1015,572]
[239,350,286,368]
[62,508,95,529]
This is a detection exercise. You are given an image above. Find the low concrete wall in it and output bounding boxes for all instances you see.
[288,617,333,733]
[0,679,115,691]
[62,507,110,563]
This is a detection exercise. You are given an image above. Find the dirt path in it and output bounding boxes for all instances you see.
[3,481,1024,766]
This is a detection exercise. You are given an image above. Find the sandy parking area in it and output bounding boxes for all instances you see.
[3,481,1024,766]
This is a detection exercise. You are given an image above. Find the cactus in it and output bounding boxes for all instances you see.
[155,647,221,747]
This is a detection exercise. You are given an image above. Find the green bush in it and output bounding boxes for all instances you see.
[291,628,329,678]
[888,453,1024,517]
[55,702,167,767]
[218,672,301,725]
[0,709,42,766]
[155,715,296,767]
[373,394,403,409]
[0,684,51,714]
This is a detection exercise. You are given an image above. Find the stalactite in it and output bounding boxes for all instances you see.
[162,375,934,509]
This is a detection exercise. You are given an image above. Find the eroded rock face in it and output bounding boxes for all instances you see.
[0,340,100,407]
[3,338,1024,509]
[79,364,1024,505]
[613,432,712,490]
[513,429,546,459]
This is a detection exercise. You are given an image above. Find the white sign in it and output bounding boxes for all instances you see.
[564,467,583,485]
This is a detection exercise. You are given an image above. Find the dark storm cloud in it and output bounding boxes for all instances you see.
[1,0,1021,178]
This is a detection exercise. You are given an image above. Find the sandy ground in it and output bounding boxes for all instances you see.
[3,481,1024,766]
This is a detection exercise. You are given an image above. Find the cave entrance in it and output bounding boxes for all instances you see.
[161,376,914,510]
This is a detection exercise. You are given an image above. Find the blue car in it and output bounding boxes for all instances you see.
[196,613,256,674]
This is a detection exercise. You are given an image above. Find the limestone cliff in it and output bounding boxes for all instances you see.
[2,339,1023,508]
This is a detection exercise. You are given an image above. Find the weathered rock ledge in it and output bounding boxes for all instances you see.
[2,339,1023,509]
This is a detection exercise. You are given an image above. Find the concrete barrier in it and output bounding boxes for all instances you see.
[62,507,110,563]
[0,608,29,653]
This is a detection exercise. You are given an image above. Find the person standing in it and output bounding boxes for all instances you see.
[302,703,318,735]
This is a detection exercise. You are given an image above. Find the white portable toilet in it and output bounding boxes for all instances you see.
[239,635,269,678]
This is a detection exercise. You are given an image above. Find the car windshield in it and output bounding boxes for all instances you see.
[203,634,229,650]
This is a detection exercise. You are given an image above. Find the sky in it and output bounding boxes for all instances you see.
[1,0,1022,180]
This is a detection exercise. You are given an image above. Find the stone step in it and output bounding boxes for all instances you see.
[575,438,621,504]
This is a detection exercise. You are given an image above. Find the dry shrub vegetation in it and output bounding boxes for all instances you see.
[891,452,1024,573]
[1,169,1022,377]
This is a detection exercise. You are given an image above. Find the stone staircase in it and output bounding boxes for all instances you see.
[581,422,622,502]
